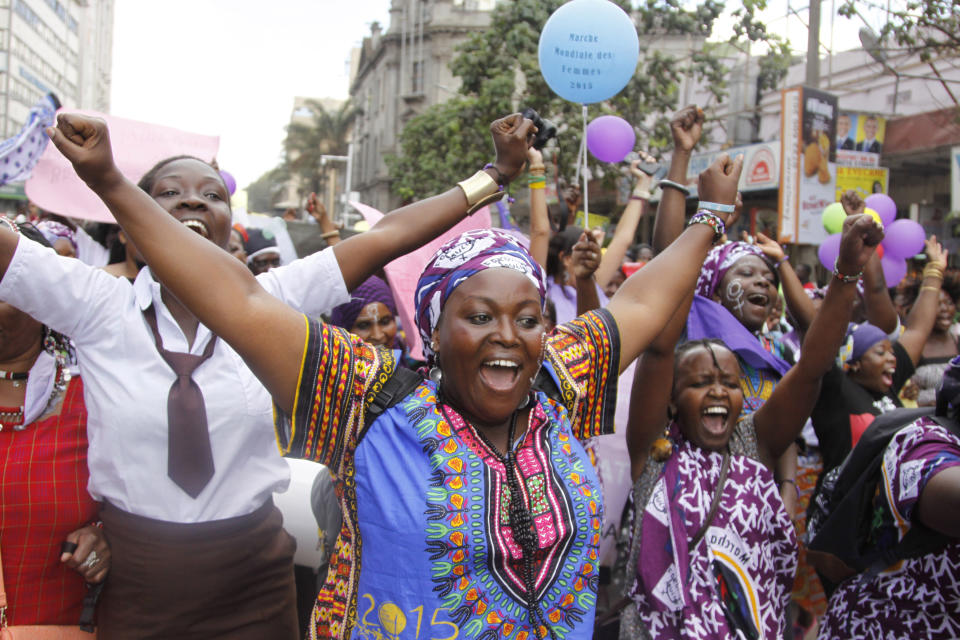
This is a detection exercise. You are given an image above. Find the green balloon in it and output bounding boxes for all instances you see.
[822,202,846,234]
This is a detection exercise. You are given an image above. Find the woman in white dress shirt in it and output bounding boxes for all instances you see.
[0,146,503,638]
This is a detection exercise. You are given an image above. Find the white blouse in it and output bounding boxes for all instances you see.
[0,236,349,523]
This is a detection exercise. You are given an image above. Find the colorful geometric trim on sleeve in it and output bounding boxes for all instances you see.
[544,308,620,440]
[271,316,398,640]
[274,316,394,474]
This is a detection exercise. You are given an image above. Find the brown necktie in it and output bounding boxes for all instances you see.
[143,306,218,498]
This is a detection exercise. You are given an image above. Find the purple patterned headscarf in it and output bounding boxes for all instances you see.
[837,322,888,370]
[330,276,397,330]
[415,228,546,361]
[695,241,767,299]
[35,219,77,253]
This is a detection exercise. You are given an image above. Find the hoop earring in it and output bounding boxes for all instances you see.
[429,362,443,386]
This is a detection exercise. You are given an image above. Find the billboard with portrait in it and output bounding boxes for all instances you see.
[854,113,886,155]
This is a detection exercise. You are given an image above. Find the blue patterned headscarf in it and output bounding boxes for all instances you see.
[414,228,546,361]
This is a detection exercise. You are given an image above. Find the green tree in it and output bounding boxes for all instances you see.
[840,0,960,63]
[245,165,289,213]
[283,100,357,203]
[388,0,791,201]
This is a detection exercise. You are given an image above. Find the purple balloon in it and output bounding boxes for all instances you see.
[881,255,908,286]
[882,219,925,259]
[865,193,897,227]
[219,170,237,195]
[818,233,842,271]
[586,116,635,163]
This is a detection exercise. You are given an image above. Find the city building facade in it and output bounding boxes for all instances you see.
[0,0,113,137]
[349,0,494,211]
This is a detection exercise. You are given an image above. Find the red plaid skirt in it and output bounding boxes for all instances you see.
[0,376,97,625]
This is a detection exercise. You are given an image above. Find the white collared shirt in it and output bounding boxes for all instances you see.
[0,236,349,522]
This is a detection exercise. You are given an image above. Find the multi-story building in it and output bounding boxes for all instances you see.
[349,0,494,211]
[0,0,113,137]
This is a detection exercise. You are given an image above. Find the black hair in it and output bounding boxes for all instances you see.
[84,222,125,264]
[546,225,584,279]
[137,155,229,209]
[544,298,557,329]
[672,338,734,389]
[628,243,653,261]
[899,270,960,307]
[17,220,53,249]
[37,212,77,231]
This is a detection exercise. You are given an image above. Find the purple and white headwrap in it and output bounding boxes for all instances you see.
[695,241,767,299]
[415,228,546,361]
[35,219,77,253]
[330,276,397,330]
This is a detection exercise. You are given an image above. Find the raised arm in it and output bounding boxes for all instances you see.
[626,292,694,480]
[754,232,816,332]
[526,147,550,269]
[754,214,884,464]
[570,229,602,316]
[652,105,703,252]
[841,190,899,334]
[306,192,341,247]
[333,119,532,291]
[592,155,654,287]
[898,236,948,365]
[46,113,534,414]
[606,152,742,372]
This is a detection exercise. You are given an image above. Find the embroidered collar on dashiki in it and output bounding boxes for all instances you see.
[632,422,796,639]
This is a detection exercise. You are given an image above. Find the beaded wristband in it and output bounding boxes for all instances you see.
[528,175,546,185]
[658,179,690,196]
[528,165,546,176]
[833,258,862,284]
[529,181,545,190]
[775,255,789,268]
[688,210,726,244]
[697,200,736,214]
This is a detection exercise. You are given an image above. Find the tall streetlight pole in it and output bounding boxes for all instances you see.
[806,0,822,87]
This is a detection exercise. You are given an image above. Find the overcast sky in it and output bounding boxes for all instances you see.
[109,1,889,192]
[110,0,391,189]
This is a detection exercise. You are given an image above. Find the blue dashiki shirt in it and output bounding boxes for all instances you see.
[275,309,621,640]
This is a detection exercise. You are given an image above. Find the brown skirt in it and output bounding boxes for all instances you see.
[97,499,298,640]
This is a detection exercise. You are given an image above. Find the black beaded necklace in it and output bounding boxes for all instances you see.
[438,398,559,640]
[0,369,28,388]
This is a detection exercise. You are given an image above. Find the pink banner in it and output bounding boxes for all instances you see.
[349,201,492,360]
[25,110,220,223]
